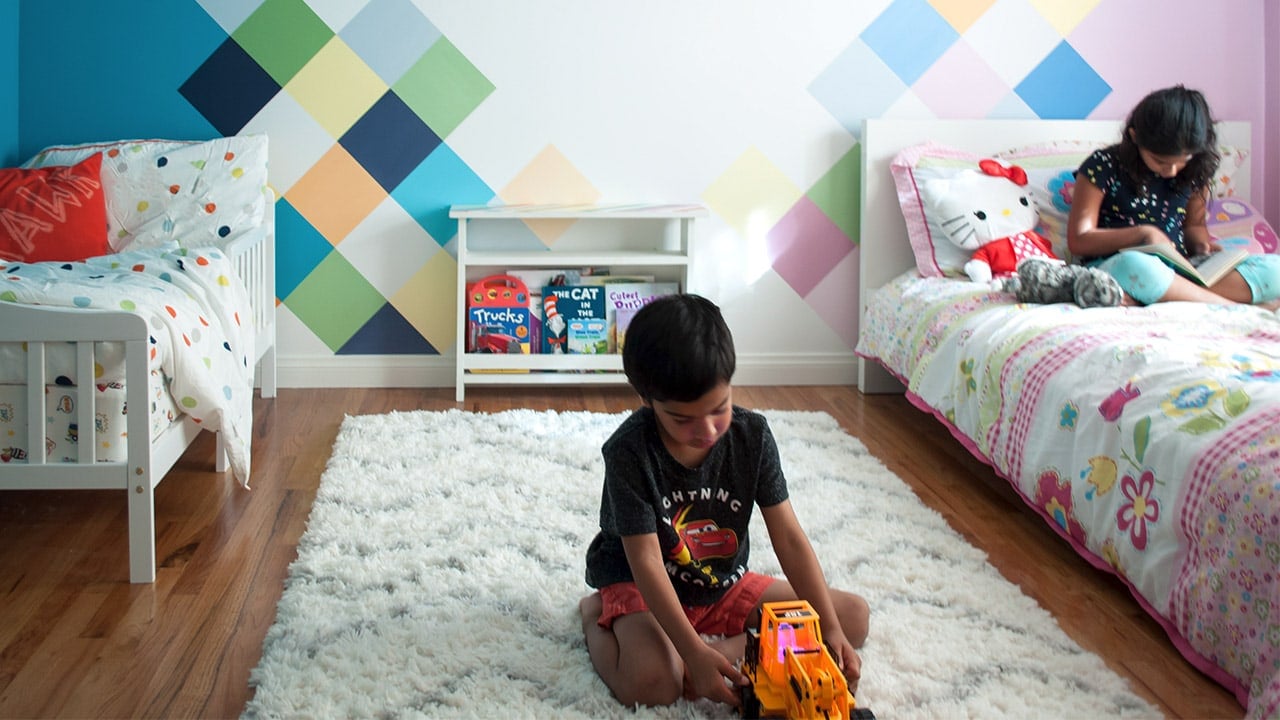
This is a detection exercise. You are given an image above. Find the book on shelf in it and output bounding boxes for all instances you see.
[1120,244,1250,287]
[541,285,608,354]
[505,268,607,352]
[603,282,680,352]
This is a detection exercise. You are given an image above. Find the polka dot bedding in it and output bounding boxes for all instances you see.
[0,242,256,486]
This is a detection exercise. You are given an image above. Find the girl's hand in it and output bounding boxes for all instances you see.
[1186,237,1222,257]
[683,645,747,707]
[1137,225,1174,247]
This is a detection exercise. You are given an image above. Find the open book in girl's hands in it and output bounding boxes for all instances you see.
[1120,244,1251,287]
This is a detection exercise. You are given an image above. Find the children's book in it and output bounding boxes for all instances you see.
[1121,244,1250,287]
[601,282,679,352]
[466,276,532,369]
[542,285,608,354]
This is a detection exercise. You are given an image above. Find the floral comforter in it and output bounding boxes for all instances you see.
[857,272,1280,719]
[1,244,255,487]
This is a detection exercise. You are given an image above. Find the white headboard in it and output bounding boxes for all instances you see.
[857,119,1252,393]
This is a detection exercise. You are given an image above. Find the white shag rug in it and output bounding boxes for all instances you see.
[244,409,1160,719]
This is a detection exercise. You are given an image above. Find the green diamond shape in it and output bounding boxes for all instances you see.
[807,143,860,242]
[394,37,494,138]
[283,253,386,352]
[233,0,334,86]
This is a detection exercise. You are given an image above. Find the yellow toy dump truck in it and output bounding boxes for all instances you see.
[740,600,875,719]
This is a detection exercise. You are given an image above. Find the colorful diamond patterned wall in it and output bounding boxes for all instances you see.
[184,0,1113,356]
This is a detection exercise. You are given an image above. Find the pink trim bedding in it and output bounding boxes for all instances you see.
[857,272,1280,719]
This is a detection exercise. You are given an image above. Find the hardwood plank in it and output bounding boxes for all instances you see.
[0,386,1244,719]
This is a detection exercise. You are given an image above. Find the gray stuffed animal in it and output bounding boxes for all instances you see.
[997,257,1124,308]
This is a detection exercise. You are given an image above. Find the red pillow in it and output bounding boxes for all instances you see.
[0,153,109,262]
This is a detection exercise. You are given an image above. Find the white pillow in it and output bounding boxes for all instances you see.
[25,135,270,253]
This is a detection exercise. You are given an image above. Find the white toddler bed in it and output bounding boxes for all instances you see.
[0,135,277,583]
[855,119,1280,718]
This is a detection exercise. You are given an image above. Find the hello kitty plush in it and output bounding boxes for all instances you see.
[925,159,1122,307]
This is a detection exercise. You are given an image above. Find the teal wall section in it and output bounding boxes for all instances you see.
[0,0,17,165]
[16,1,222,157]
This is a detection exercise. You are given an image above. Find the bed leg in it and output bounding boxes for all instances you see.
[215,431,229,473]
[259,344,277,399]
[128,469,157,583]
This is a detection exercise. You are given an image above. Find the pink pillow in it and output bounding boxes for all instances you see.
[0,153,110,262]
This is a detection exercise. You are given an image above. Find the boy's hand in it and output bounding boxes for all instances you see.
[826,631,862,694]
[683,645,748,707]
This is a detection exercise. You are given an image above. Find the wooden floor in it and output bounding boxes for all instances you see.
[0,385,1243,719]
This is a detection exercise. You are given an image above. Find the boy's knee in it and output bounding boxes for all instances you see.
[614,664,683,707]
[836,592,870,647]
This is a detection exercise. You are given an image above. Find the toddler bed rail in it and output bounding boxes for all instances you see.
[0,305,200,582]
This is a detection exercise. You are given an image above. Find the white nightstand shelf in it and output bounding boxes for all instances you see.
[450,203,705,402]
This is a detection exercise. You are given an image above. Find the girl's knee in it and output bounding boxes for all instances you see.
[1103,252,1172,305]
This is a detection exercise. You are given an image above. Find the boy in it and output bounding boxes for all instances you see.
[580,293,869,708]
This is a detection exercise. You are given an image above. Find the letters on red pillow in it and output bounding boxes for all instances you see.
[0,153,109,262]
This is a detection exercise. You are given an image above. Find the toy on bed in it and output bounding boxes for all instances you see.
[925,158,1122,308]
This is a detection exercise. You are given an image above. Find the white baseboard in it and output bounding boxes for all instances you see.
[275,353,858,389]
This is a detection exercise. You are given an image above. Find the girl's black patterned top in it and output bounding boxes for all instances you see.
[1075,147,1193,261]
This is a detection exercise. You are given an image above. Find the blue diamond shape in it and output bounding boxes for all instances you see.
[860,0,958,86]
[1016,41,1112,119]
[339,302,439,354]
[274,197,333,298]
[340,0,442,85]
[179,37,281,136]
[340,90,442,193]
[809,40,906,139]
[390,144,494,246]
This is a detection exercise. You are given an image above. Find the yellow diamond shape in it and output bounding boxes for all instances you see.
[928,0,998,34]
[285,36,388,139]
[702,147,802,241]
[501,145,600,244]
[390,248,459,352]
[1028,0,1102,36]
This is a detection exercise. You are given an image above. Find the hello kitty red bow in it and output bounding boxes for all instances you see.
[979,158,1028,186]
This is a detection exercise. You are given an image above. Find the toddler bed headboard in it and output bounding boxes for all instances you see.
[857,118,1252,393]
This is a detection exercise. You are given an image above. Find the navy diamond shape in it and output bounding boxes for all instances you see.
[338,303,439,355]
[340,90,442,193]
[180,38,281,136]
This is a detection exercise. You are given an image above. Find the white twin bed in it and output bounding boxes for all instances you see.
[856,119,1277,718]
[0,135,277,584]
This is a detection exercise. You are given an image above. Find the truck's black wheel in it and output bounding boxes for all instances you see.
[739,685,761,719]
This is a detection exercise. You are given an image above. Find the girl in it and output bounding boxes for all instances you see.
[1067,85,1280,307]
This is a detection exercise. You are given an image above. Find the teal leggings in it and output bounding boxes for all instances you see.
[1089,251,1280,305]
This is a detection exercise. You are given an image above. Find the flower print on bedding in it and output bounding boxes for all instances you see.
[0,243,256,486]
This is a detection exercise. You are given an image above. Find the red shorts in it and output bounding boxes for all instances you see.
[596,572,776,636]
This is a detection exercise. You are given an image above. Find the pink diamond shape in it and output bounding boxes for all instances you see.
[766,197,853,297]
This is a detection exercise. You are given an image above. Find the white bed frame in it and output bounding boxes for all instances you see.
[0,207,277,583]
[857,118,1253,393]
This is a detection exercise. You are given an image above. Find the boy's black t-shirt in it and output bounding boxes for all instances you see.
[584,405,788,607]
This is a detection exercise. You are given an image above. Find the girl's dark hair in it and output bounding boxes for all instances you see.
[1114,85,1219,193]
[621,294,736,403]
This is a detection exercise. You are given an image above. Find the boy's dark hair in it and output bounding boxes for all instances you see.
[1114,84,1219,194]
[621,294,735,403]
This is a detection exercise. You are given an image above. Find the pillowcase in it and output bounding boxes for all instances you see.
[995,141,1102,262]
[889,142,987,277]
[1211,144,1248,198]
[0,153,110,262]
[24,135,270,253]
[1206,198,1278,255]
